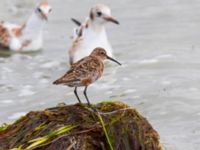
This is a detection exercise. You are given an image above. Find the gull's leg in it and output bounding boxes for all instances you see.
[74,87,82,104]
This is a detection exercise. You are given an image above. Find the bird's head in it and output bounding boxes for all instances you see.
[35,1,52,21]
[91,47,121,65]
[89,4,119,25]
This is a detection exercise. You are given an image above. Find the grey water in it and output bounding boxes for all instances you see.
[0,0,200,149]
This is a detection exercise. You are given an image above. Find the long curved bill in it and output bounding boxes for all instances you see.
[106,56,121,65]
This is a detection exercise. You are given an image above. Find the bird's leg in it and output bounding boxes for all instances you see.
[83,86,97,112]
[83,86,91,107]
[74,87,82,104]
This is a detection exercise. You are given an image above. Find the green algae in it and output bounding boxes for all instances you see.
[34,121,47,131]
[97,112,114,150]
[0,123,9,132]
[27,125,77,150]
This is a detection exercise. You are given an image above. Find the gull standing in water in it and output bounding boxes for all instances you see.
[69,4,119,65]
[0,0,52,51]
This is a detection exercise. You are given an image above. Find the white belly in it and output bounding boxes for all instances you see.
[9,38,22,51]
[22,36,43,51]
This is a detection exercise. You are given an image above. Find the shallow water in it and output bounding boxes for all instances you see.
[1,0,200,149]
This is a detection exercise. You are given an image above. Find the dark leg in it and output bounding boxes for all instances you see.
[83,86,97,112]
[83,86,92,107]
[74,87,82,104]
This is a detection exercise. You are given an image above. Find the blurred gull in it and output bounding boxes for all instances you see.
[69,4,119,65]
[0,0,52,51]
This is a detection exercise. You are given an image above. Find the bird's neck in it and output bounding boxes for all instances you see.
[90,55,103,61]
[22,12,45,36]
[88,19,105,33]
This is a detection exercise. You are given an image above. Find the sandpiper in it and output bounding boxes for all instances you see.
[69,4,119,65]
[53,47,121,107]
[0,0,52,51]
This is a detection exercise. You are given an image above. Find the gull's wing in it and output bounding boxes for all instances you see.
[69,18,90,64]
[0,21,23,49]
[0,22,10,48]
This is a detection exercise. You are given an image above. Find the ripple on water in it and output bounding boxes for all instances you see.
[123,89,137,94]
[0,100,15,107]
[2,67,13,73]
[161,80,171,85]
[40,61,61,69]
[0,57,6,63]
[39,79,49,84]
[18,85,35,97]
[138,54,175,65]
[0,84,15,93]
[138,59,159,64]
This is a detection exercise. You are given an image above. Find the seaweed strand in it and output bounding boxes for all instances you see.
[97,112,114,150]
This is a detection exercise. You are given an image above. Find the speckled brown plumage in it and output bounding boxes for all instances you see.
[53,47,121,107]
[54,56,103,87]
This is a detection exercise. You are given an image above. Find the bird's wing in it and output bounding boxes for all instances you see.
[0,21,23,49]
[69,19,90,64]
[0,22,10,48]
[54,57,101,85]
[76,18,90,38]
[68,36,82,65]
[11,25,23,37]
[70,17,88,39]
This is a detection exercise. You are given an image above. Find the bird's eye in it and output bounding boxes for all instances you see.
[37,8,42,13]
[49,8,52,13]
[97,11,102,17]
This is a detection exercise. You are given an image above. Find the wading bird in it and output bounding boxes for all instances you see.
[53,47,121,107]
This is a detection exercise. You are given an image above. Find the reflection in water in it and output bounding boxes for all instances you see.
[1,0,200,149]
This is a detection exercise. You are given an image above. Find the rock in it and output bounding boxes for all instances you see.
[0,101,163,150]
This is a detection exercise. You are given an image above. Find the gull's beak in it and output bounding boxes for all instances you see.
[104,16,119,25]
[106,55,121,65]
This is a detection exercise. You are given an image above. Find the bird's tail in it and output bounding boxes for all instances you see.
[53,78,80,85]
[53,79,62,85]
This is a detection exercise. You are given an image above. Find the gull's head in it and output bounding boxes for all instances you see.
[35,1,52,21]
[91,47,121,65]
[89,4,119,25]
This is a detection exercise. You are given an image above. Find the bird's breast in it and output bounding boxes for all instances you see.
[20,33,43,51]
[73,33,112,62]
[91,61,104,82]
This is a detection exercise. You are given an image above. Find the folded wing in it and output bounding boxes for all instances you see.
[53,57,102,87]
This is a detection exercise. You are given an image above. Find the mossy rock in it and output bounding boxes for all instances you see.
[0,101,163,150]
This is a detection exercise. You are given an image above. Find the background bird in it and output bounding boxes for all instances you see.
[0,0,52,51]
[69,4,119,65]
[53,47,121,107]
